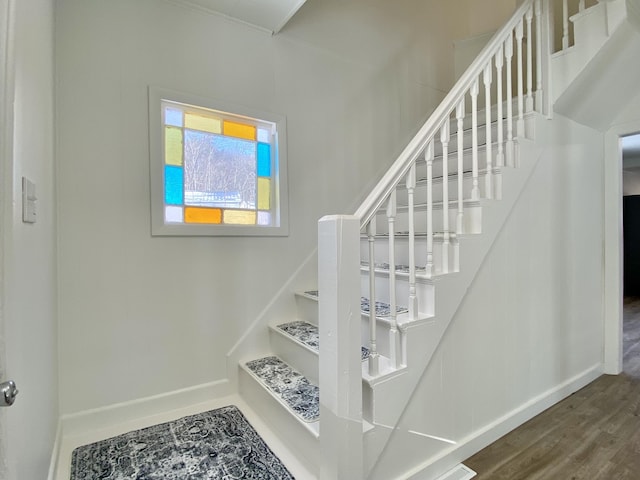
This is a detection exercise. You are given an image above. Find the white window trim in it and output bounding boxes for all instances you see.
[148,86,289,236]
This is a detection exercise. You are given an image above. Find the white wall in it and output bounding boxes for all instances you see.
[2,0,58,478]
[369,115,605,478]
[55,0,464,415]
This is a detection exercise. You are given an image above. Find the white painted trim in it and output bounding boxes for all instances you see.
[405,364,603,479]
[46,420,62,480]
[60,379,231,437]
[603,119,640,374]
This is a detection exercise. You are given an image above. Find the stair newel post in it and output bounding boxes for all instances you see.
[505,32,515,167]
[386,190,402,369]
[534,0,543,112]
[470,78,480,200]
[495,45,505,168]
[525,6,534,113]
[440,121,450,274]
[425,140,434,279]
[366,218,379,377]
[483,63,493,200]
[406,164,418,323]
[318,215,363,480]
[456,100,465,235]
[562,0,569,50]
[516,18,525,139]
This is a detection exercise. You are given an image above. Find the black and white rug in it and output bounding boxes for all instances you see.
[70,405,294,480]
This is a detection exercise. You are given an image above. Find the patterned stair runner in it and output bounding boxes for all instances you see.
[245,356,319,423]
[277,320,370,360]
[304,290,408,317]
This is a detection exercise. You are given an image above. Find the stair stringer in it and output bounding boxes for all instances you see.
[361,114,547,478]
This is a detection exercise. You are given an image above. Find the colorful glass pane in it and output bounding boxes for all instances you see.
[165,127,183,166]
[165,206,184,223]
[257,177,270,210]
[223,120,256,141]
[165,108,183,127]
[164,165,184,205]
[223,209,256,225]
[257,128,270,143]
[184,207,222,224]
[185,113,222,134]
[184,131,257,208]
[257,211,271,226]
[257,143,271,177]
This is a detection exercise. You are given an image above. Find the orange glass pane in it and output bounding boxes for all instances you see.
[165,127,183,166]
[223,120,256,141]
[223,209,256,225]
[184,113,222,134]
[258,178,270,210]
[184,207,222,224]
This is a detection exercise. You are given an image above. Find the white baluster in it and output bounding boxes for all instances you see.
[425,141,434,279]
[579,0,585,13]
[367,218,379,376]
[495,46,505,168]
[526,6,534,112]
[456,100,465,234]
[562,0,569,50]
[440,121,450,274]
[386,191,401,368]
[516,19,525,139]
[505,32,515,167]
[535,0,543,112]
[470,79,480,199]
[406,164,418,322]
[483,63,493,200]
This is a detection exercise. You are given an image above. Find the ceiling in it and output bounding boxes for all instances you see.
[170,0,308,34]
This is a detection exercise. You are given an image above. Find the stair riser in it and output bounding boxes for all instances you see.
[434,119,511,156]
[359,275,434,316]
[375,204,482,235]
[295,294,319,326]
[269,327,319,385]
[361,237,460,275]
[238,367,320,473]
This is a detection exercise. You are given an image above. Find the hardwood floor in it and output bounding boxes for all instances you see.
[464,297,640,479]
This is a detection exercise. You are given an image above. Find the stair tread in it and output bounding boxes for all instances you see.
[276,320,370,361]
[245,356,319,423]
[302,291,408,317]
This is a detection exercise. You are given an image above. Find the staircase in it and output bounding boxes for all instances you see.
[232,0,640,478]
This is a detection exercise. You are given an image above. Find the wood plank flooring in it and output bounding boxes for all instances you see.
[464,297,640,479]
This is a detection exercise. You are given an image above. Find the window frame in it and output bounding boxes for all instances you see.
[149,86,289,236]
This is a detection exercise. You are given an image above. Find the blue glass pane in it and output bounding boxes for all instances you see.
[257,142,271,177]
[165,165,184,205]
[165,108,183,127]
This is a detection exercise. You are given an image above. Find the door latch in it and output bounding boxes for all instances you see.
[0,380,18,407]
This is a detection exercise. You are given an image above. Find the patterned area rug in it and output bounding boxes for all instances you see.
[277,321,370,360]
[304,290,408,317]
[70,405,294,480]
[245,356,319,423]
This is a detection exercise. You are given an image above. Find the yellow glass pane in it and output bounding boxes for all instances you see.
[258,177,270,210]
[184,113,222,134]
[184,207,222,224]
[223,120,256,141]
[165,127,183,166]
[223,209,256,225]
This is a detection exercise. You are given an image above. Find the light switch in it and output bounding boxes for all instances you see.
[22,177,36,224]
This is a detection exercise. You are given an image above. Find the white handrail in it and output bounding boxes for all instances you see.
[354,0,535,227]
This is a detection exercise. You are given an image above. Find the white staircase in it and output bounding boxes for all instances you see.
[233,0,640,478]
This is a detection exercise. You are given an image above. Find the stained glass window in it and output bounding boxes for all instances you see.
[154,96,286,234]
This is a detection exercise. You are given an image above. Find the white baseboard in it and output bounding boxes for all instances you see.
[406,364,603,479]
[60,378,231,438]
[46,419,62,480]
